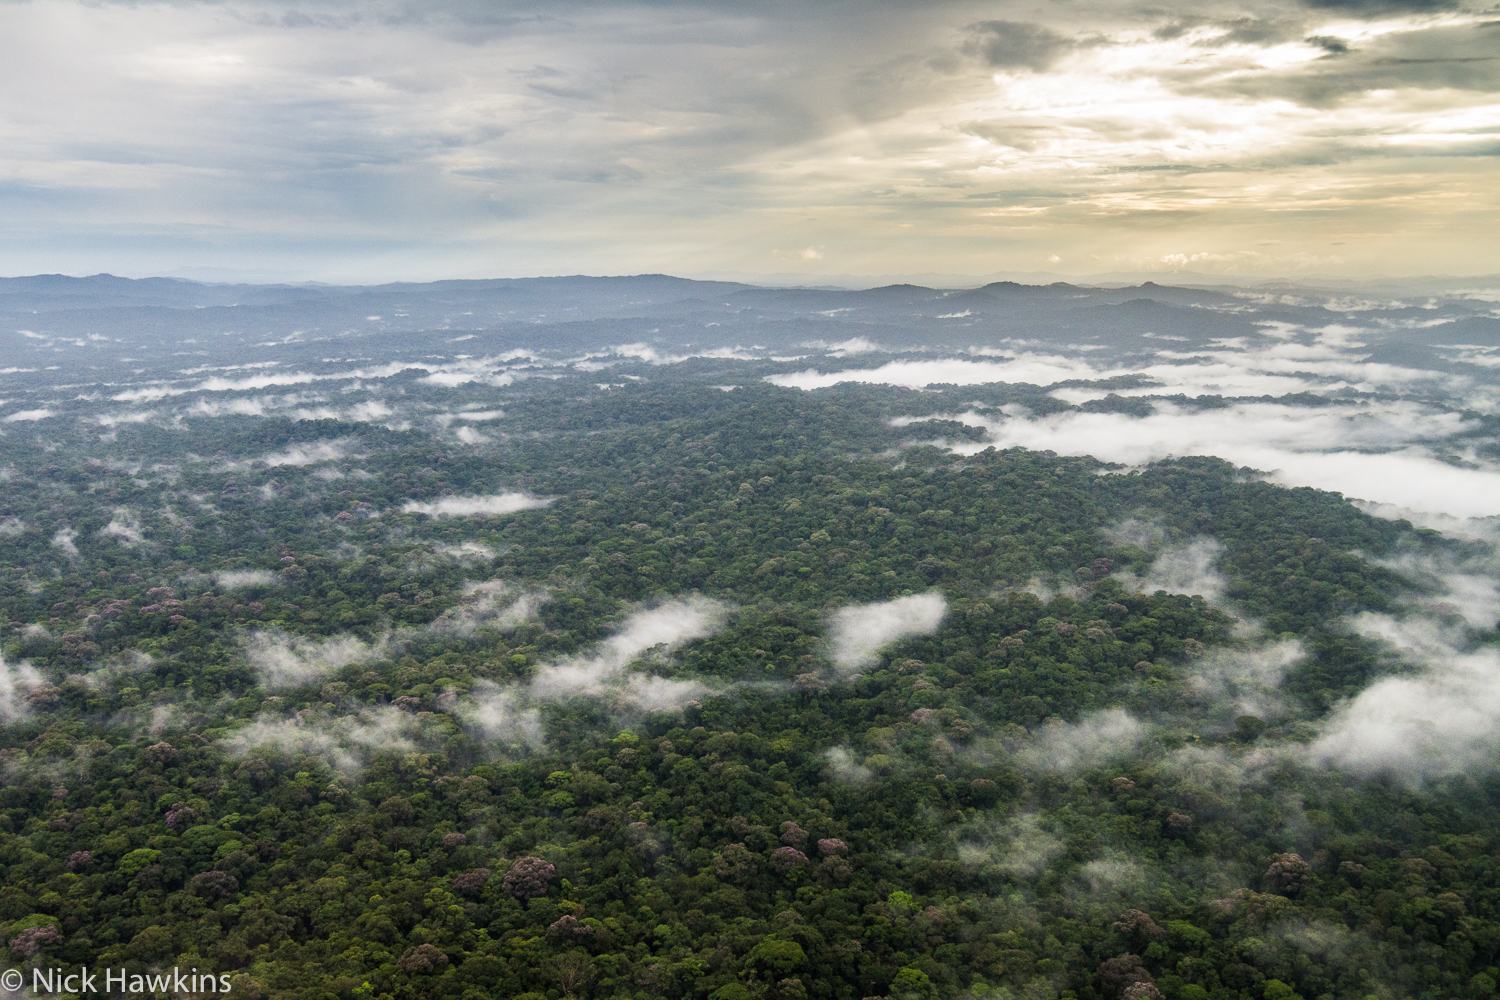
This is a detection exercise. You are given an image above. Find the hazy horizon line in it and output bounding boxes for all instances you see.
[4,267,1498,293]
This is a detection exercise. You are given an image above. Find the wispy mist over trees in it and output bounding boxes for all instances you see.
[1,274,1499,1000]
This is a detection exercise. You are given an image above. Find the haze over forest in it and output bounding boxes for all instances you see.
[5,0,1500,998]
[2,268,1500,1000]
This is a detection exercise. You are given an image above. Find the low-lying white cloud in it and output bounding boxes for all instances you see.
[464,597,730,747]
[214,439,348,471]
[897,399,1500,520]
[827,593,948,672]
[1188,640,1305,719]
[345,400,395,423]
[215,569,280,589]
[244,630,389,688]
[3,408,54,422]
[222,707,419,772]
[1310,640,1500,783]
[1374,552,1500,631]
[51,528,79,558]
[529,597,729,702]
[1353,502,1500,542]
[823,746,873,784]
[95,410,157,427]
[1019,709,1147,772]
[262,441,348,468]
[767,356,1098,391]
[1113,538,1227,603]
[429,580,544,637]
[956,813,1062,877]
[99,510,146,546]
[402,492,552,518]
[0,654,44,723]
[1102,519,1164,551]
[802,337,880,355]
[0,517,23,537]
[1309,560,1500,781]
[620,674,712,713]
[453,426,491,444]
[188,396,273,418]
[466,681,544,748]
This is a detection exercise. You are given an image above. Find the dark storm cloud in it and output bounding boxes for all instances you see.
[964,20,1085,72]
[1300,0,1463,15]
[1305,35,1350,54]
[1181,21,1500,107]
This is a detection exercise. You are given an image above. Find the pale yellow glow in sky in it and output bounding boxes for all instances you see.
[0,0,1494,281]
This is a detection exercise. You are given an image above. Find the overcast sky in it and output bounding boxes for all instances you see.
[0,0,1496,282]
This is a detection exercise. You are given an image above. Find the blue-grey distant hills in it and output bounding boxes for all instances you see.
[2,272,1497,395]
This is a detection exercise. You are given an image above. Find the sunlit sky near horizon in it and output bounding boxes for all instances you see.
[1,0,1496,283]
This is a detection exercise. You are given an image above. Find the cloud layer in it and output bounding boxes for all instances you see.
[0,1,1494,278]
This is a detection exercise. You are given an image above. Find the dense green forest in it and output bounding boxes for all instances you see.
[0,373,1494,1000]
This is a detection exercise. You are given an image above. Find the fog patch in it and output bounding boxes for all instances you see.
[79,650,154,691]
[215,569,280,589]
[827,593,947,673]
[1079,854,1150,901]
[529,597,729,703]
[465,681,543,749]
[1303,544,1500,781]
[403,492,552,518]
[0,517,23,537]
[1354,501,1500,543]
[956,813,1062,878]
[244,629,389,688]
[219,440,348,472]
[1160,742,1283,798]
[621,675,711,713]
[99,510,146,546]
[0,654,45,722]
[907,400,1500,521]
[453,426,491,444]
[802,337,880,356]
[346,400,395,423]
[823,746,873,785]
[1019,709,1147,772]
[437,542,496,562]
[463,598,730,747]
[95,410,157,427]
[3,409,55,422]
[428,581,543,637]
[51,529,79,558]
[1374,551,1500,632]
[188,396,272,418]
[768,356,1099,391]
[265,441,346,467]
[1188,640,1305,720]
[1113,538,1226,602]
[1103,519,1164,551]
[222,706,418,772]
[1015,576,1086,604]
[148,704,176,734]
[1310,613,1500,782]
